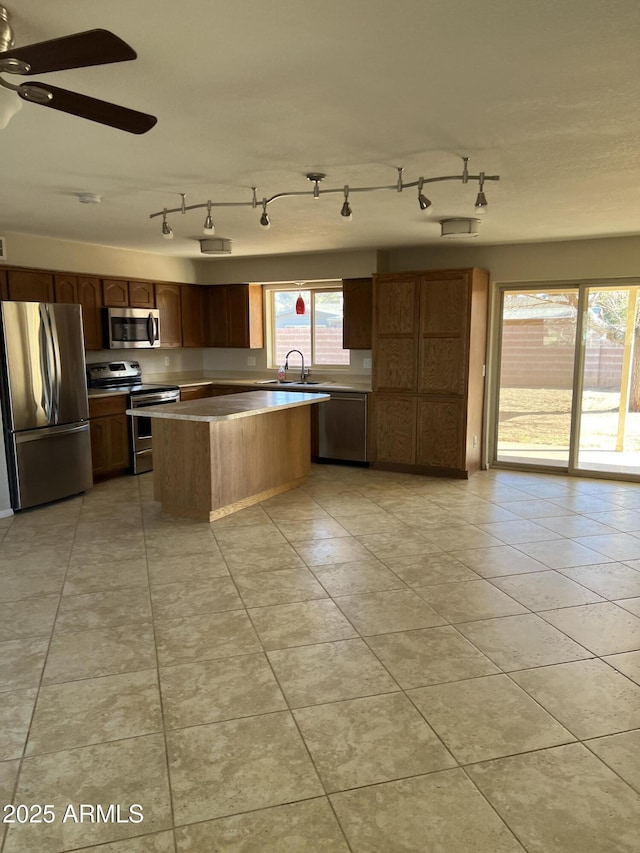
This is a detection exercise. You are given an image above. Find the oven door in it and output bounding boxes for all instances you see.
[107,308,161,349]
[128,392,179,474]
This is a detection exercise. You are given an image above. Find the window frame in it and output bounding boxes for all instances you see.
[264,281,350,370]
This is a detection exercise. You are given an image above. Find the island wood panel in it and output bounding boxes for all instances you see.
[152,406,311,521]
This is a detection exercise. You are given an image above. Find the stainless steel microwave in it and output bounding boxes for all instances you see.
[105,307,161,349]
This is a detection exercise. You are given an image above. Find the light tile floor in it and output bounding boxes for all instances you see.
[1,464,640,852]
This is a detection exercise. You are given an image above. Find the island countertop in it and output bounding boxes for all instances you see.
[126,389,329,422]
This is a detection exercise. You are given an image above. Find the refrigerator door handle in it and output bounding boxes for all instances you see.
[46,304,62,424]
[16,422,90,443]
[38,305,54,423]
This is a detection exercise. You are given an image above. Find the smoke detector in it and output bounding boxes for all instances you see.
[77,192,102,205]
[440,218,480,238]
[199,238,232,255]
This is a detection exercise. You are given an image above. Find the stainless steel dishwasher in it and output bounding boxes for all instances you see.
[317,391,368,462]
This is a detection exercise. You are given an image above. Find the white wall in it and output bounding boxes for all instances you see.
[387,235,640,283]
[2,230,199,283]
[194,249,380,284]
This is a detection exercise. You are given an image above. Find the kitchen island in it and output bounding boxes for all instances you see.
[127,390,329,521]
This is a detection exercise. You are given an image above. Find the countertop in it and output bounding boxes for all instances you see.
[87,372,371,399]
[126,390,330,422]
[144,372,372,393]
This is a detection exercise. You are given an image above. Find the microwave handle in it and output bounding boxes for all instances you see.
[147,312,155,346]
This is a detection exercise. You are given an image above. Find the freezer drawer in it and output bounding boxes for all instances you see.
[317,392,368,462]
[9,422,93,510]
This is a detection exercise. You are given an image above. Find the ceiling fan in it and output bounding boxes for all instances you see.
[0,6,157,134]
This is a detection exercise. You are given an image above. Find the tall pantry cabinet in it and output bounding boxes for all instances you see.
[370,268,489,477]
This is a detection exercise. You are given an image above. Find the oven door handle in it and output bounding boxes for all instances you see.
[131,393,179,406]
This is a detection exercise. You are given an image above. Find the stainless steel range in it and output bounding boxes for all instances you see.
[86,361,180,474]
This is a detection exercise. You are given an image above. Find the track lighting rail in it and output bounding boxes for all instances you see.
[150,155,499,240]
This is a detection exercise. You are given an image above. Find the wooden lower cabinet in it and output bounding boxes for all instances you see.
[370,394,416,465]
[89,396,130,478]
[416,397,465,471]
[179,384,214,401]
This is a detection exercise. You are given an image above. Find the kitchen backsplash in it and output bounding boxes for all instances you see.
[85,346,372,380]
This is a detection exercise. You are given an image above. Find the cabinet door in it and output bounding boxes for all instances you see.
[181,286,208,347]
[54,274,78,304]
[90,415,130,476]
[108,414,130,471]
[102,279,129,307]
[155,283,182,347]
[420,276,469,336]
[208,286,228,346]
[374,276,418,335]
[78,277,103,350]
[418,337,466,395]
[375,338,417,391]
[179,384,214,401]
[0,269,6,300]
[370,393,416,464]
[7,270,54,302]
[343,277,372,349]
[416,397,465,471]
[129,281,155,309]
[227,284,263,348]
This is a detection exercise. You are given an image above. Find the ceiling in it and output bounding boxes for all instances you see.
[1,0,639,260]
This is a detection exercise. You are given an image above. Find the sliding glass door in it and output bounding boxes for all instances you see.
[575,285,640,476]
[493,282,640,478]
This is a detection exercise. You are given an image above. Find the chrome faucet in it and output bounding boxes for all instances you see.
[284,349,308,382]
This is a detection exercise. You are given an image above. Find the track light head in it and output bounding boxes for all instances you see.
[341,185,352,220]
[203,201,215,235]
[260,200,270,228]
[161,209,174,240]
[474,172,488,213]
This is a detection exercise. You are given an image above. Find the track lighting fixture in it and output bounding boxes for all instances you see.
[150,155,499,240]
[203,200,215,235]
[341,186,352,220]
[259,200,270,228]
[161,209,173,240]
[417,178,432,212]
[474,172,488,214]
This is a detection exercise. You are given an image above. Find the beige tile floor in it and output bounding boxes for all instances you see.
[1,464,640,852]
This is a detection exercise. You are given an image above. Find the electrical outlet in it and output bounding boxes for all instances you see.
[363,357,372,369]
[247,356,256,366]
[164,356,170,367]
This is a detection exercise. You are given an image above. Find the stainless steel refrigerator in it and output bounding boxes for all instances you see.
[0,301,93,510]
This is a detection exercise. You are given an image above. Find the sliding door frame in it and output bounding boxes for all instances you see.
[485,277,640,483]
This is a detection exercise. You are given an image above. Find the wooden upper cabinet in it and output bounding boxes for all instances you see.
[373,276,418,336]
[181,285,208,348]
[420,276,469,336]
[0,269,8,300]
[227,284,263,348]
[77,277,103,350]
[7,269,54,303]
[155,283,182,347]
[342,277,372,349]
[102,279,129,307]
[129,280,155,309]
[208,284,263,348]
[54,274,79,304]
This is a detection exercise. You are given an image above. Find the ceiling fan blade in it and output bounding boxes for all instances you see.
[0,29,136,75]
[19,83,157,134]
